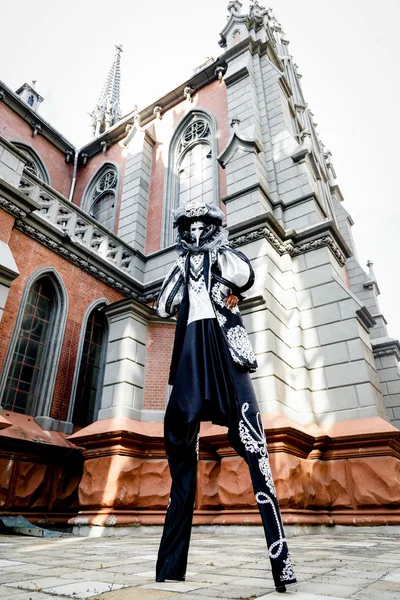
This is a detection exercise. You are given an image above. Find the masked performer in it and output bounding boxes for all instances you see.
[155,200,296,593]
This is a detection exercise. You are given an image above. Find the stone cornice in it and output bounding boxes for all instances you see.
[372,338,400,360]
[222,183,329,223]
[102,297,153,323]
[14,216,154,303]
[219,36,284,74]
[356,307,376,331]
[229,213,350,267]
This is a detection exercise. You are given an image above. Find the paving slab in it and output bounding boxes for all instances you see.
[94,589,179,599]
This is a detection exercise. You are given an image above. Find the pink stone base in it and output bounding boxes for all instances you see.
[67,415,400,528]
[0,412,82,525]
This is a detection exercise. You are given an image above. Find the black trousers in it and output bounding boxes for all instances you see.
[156,320,296,588]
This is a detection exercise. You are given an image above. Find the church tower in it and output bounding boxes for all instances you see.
[90,45,123,137]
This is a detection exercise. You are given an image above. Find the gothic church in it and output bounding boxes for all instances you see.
[0,1,399,530]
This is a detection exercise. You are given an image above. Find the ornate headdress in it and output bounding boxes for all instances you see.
[172,201,228,254]
[172,200,225,229]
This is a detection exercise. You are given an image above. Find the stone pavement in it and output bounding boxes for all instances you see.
[0,527,399,600]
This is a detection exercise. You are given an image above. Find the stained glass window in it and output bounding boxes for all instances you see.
[91,192,115,230]
[163,112,218,247]
[72,308,106,427]
[3,279,53,414]
[177,119,213,206]
[89,167,118,231]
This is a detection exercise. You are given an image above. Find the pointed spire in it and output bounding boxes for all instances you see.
[91,45,123,138]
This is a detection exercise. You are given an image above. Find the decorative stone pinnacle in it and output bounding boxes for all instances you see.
[249,0,267,17]
[227,1,242,16]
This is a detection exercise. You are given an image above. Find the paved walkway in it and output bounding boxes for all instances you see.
[0,528,399,600]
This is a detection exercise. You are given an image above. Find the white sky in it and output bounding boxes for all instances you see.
[1,0,399,339]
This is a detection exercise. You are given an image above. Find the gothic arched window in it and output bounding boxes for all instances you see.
[1,273,67,416]
[72,306,107,428]
[84,165,119,231]
[12,142,50,184]
[162,111,219,247]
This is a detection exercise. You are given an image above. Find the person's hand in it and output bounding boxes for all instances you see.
[225,295,238,310]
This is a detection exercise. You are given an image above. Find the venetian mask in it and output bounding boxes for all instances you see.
[189,221,213,246]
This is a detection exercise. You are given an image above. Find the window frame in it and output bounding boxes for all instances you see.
[161,109,220,248]
[81,163,120,232]
[0,268,68,418]
[11,141,51,185]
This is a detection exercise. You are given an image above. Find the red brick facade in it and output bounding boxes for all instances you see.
[0,227,124,423]
[0,104,73,198]
[143,323,176,410]
[0,209,14,243]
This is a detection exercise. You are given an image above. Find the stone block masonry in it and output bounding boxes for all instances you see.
[118,130,154,252]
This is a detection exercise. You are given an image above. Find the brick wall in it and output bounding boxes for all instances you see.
[143,323,175,410]
[0,228,124,422]
[0,209,14,244]
[145,80,229,254]
[0,104,73,198]
[72,143,127,236]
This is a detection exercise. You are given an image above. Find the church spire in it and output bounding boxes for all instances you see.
[91,45,123,138]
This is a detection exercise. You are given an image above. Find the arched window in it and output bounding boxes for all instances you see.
[2,274,67,415]
[162,110,219,247]
[12,142,50,184]
[71,305,107,427]
[83,164,119,231]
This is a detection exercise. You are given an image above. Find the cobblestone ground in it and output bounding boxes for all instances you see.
[0,528,399,600]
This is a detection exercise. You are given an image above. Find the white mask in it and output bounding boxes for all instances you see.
[190,221,209,247]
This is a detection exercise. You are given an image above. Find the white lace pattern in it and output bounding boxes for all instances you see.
[238,402,288,564]
[281,554,295,582]
[226,326,256,364]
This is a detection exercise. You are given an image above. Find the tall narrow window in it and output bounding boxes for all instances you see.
[163,111,219,247]
[72,307,106,427]
[84,165,118,231]
[3,278,54,414]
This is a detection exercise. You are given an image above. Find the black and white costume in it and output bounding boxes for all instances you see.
[155,201,296,592]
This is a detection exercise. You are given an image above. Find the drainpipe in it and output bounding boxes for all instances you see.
[68,149,79,202]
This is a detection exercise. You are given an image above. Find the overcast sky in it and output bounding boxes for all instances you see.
[1,0,399,339]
